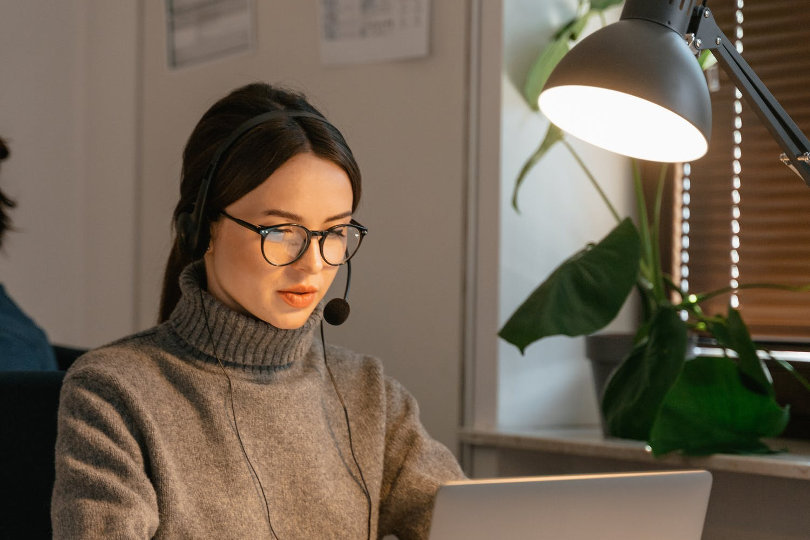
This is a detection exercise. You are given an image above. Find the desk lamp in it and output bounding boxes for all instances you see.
[537,0,810,186]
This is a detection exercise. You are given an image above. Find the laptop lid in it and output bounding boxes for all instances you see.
[429,470,712,540]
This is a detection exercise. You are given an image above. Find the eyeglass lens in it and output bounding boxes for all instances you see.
[262,224,363,266]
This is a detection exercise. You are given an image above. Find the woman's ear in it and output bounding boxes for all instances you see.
[206,216,224,254]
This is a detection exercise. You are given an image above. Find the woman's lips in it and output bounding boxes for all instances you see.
[278,287,318,309]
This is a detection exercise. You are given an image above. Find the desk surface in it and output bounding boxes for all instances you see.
[459,427,810,480]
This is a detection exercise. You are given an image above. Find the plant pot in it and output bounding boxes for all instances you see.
[585,333,634,436]
[767,357,810,439]
[586,333,634,402]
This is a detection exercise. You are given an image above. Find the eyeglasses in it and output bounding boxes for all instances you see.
[219,211,367,266]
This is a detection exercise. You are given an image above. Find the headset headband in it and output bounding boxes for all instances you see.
[177,110,328,257]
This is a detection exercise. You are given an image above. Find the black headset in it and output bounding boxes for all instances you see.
[175,110,331,259]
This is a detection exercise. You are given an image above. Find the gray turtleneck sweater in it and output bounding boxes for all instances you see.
[51,263,464,539]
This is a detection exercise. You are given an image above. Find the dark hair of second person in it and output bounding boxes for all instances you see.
[0,138,17,249]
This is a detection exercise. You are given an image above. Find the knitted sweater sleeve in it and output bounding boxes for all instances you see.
[376,377,465,539]
[51,365,159,539]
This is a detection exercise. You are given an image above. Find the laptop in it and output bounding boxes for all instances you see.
[428,470,712,540]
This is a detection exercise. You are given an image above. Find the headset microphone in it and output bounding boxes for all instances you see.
[324,260,352,326]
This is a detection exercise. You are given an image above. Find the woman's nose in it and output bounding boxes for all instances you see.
[294,238,325,273]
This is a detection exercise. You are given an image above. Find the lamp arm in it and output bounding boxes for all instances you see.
[690,6,810,186]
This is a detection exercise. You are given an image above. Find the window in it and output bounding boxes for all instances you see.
[673,0,810,341]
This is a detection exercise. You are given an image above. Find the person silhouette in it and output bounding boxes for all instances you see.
[0,136,58,371]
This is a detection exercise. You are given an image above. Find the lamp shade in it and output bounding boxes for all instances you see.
[538,18,712,163]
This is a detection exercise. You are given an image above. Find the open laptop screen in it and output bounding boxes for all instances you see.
[429,470,712,540]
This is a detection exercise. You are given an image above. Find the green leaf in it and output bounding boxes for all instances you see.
[649,356,789,456]
[589,0,624,10]
[523,1,621,109]
[698,49,717,71]
[523,36,570,110]
[708,307,773,397]
[552,15,585,41]
[557,11,592,41]
[498,218,640,353]
[512,124,565,211]
[602,306,688,441]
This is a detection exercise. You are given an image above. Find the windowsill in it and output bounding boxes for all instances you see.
[459,426,810,480]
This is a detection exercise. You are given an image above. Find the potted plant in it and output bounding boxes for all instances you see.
[498,0,810,456]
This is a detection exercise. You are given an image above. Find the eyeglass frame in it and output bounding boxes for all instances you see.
[218,210,368,267]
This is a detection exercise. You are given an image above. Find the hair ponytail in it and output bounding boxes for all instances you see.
[158,239,195,323]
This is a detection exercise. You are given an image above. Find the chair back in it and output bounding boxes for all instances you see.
[0,370,65,539]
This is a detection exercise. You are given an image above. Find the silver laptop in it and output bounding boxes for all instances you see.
[429,470,712,540]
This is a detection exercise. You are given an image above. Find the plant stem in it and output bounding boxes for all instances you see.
[663,274,681,295]
[687,282,810,306]
[632,160,665,302]
[651,163,668,300]
[561,138,622,223]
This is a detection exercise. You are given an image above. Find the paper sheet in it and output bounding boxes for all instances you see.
[318,0,430,65]
[166,0,255,69]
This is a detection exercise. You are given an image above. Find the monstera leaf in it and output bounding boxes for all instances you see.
[523,36,570,111]
[601,306,688,441]
[499,218,640,353]
[649,355,789,456]
[708,307,773,396]
[648,307,788,455]
[523,0,625,109]
[512,124,564,211]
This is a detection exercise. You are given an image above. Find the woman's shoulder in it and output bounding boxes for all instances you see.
[321,343,412,397]
[322,342,383,375]
[65,325,167,383]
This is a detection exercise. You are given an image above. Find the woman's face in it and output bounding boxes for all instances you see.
[204,152,354,329]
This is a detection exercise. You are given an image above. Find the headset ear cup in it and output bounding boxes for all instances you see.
[176,211,198,257]
[196,220,211,258]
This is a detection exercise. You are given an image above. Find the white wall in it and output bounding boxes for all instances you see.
[495,0,635,429]
[0,1,138,349]
[1,1,470,454]
[0,1,83,344]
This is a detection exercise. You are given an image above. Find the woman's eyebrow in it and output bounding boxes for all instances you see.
[261,209,303,222]
[261,209,353,223]
[324,211,353,222]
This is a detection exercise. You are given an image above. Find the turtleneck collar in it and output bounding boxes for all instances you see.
[169,261,323,372]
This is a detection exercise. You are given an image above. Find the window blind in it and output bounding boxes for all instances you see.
[675,0,810,341]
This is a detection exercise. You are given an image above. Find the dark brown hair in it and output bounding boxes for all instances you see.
[158,83,362,322]
[0,137,17,249]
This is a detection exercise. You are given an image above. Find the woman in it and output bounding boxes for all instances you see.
[52,83,464,539]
